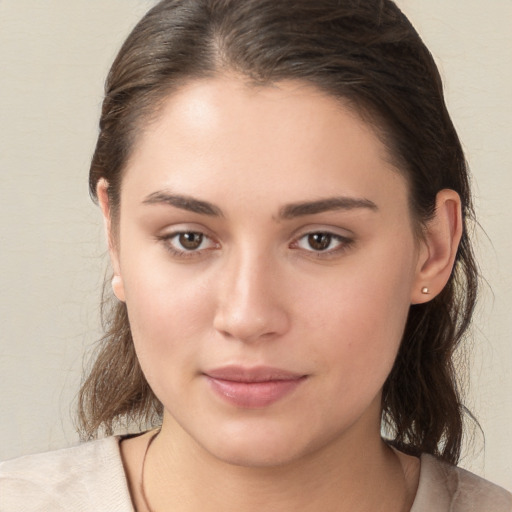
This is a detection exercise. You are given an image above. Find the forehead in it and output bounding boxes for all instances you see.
[121,76,407,214]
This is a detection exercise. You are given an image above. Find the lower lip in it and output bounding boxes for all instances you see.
[205,376,306,408]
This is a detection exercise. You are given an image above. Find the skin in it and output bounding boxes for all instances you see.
[98,77,462,511]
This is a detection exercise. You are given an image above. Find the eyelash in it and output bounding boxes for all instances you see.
[157,230,353,259]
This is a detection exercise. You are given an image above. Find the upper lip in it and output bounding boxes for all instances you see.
[204,365,306,383]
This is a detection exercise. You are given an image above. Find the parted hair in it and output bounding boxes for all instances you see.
[80,0,478,464]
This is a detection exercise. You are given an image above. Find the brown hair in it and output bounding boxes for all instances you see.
[80,0,478,464]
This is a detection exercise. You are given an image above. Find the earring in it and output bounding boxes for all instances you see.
[112,275,125,302]
[421,287,430,295]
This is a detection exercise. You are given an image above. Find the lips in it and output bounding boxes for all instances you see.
[204,366,307,409]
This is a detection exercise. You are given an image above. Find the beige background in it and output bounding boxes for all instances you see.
[0,0,510,489]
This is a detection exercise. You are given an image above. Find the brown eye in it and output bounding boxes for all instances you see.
[161,230,217,258]
[178,232,204,250]
[307,233,332,251]
[294,232,350,256]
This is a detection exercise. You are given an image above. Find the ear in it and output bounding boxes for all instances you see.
[411,189,462,304]
[97,179,125,302]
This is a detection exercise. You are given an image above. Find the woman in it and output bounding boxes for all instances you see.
[1,0,510,510]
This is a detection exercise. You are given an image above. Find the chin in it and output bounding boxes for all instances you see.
[205,437,304,469]
[193,417,334,469]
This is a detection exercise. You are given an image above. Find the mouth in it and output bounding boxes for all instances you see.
[203,365,308,409]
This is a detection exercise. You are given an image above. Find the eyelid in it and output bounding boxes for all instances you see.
[289,220,355,235]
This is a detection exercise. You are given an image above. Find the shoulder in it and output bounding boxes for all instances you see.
[412,454,512,512]
[0,437,133,512]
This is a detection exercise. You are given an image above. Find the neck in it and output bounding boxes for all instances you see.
[137,413,417,512]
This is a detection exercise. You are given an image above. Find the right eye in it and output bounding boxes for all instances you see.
[160,231,218,257]
[174,232,206,250]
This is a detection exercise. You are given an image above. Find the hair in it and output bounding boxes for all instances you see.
[79,0,478,464]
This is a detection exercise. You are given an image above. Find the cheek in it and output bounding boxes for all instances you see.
[298,242,415,393]
[121,257,216,383]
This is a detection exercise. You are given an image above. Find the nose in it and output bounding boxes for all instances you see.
[213,249,290,344]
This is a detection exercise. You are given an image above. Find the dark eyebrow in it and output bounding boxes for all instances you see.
[278,196,378,220]
[143,191,376,219]
[143,191,223,217]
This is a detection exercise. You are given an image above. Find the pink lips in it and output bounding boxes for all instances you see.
[204,366,307,409]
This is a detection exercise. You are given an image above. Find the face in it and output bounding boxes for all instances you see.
[107,77,425,467]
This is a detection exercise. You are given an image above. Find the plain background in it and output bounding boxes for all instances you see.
[0,0,511,489]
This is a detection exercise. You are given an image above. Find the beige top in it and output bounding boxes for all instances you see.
[1,437,511,511]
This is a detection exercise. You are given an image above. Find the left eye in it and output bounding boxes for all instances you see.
[295,232,347,252]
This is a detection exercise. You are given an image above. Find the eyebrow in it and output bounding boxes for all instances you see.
[142,190,377,219]
[143,191,223,217]
[278,196,378,219]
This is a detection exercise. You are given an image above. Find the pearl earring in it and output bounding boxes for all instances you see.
[112,275,125,301]
[421,287,429,294]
